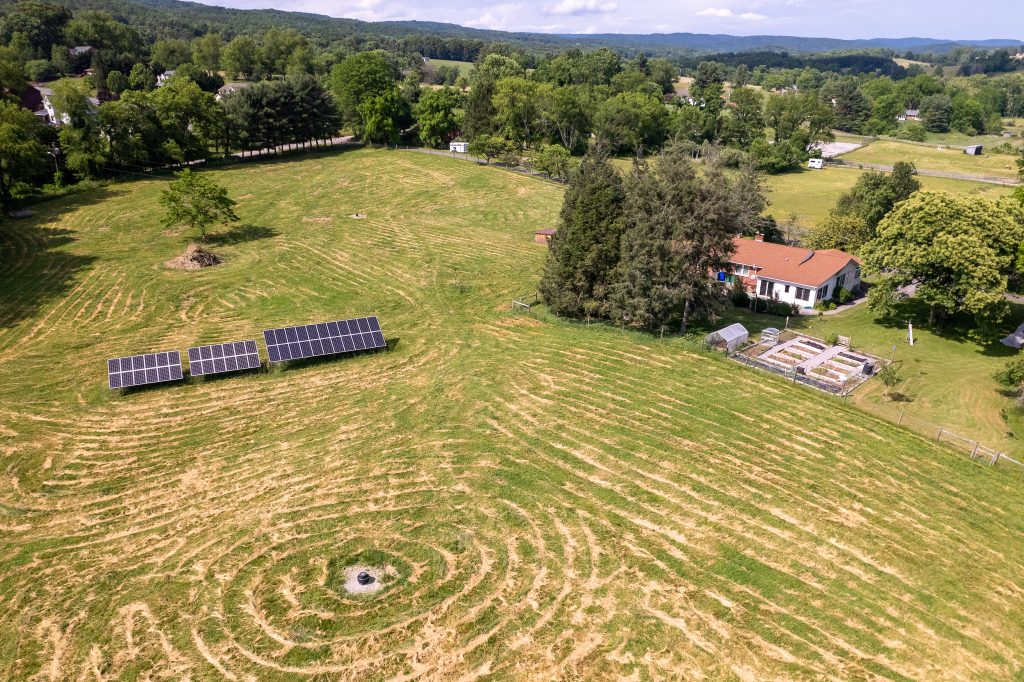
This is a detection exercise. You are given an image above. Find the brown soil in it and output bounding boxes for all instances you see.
[164,243,223,271]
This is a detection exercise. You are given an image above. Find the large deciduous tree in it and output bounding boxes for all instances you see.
[833,161,920,231]
[160,169,239,241]
[413,86,462,148]
[862,192,1024,332]
[0,100,44,205]
[330,50,399,135]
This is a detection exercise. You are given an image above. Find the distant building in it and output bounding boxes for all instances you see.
[156,70,175,87]
[897,109,920,122]
[720,235,861,309]
[964,144,983,156]
[534,228,556,245]
[33,85,99,126]
[449,141,469,153]
[69,45,93,58]
[215,81,255,101]
[807,158,824,170]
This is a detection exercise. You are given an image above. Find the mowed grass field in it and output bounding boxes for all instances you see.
[2,148,1024,680]
[423,58,473,77]
[840,139,1021,179]
[765,166,1013,228]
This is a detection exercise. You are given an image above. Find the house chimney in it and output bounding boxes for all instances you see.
[754,233,765,242]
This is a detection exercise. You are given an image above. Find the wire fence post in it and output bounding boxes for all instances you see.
[936,426,943,442]
[897,409,904,426]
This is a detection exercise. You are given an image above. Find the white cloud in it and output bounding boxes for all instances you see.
[546,0,618,16]
[696,6,733,16]
[696,6,766,19]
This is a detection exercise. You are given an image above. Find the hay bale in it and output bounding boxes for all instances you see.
[165,243,223,270]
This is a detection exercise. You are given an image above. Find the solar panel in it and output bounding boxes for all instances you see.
[263,316,386,363]
[187,339,260,377]
[107,351,184,389]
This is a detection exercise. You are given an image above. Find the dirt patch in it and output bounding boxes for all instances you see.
[351,213,367,219]
[165,243,223,271]
[303,216,333,224]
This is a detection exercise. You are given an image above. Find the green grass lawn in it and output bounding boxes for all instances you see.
[840,139,1021,179]
[2,148,1024,680]
[707,298,1024,454]
[765,166,1013,228]
[423,58,473,77]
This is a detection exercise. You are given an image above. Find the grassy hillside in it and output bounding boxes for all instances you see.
[424,58,473,77]
[1,149,1023,680]
[840,139,1022,179]
[765,166,1013,228]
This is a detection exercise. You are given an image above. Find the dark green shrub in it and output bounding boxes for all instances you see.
[836,287,855,304]
[730,281,749,308]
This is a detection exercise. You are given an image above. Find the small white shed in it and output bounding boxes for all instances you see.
[449,141,469,153]
[807,158,824,169]
[706,323,749,352]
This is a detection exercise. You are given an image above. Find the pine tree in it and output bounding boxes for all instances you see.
[607,158,682,330]
[538,145,626,317]
[609,148,765,333]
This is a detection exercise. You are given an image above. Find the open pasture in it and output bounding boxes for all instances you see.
[1,149,1024,680]
[839,139,1021,179]
[764,165,1013,228]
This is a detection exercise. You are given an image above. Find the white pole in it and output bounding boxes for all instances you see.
[908,320,914,346]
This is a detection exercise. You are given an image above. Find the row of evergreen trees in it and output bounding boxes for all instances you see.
[539,145,768,333]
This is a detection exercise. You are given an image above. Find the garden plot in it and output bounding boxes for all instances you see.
[752,335,877,391]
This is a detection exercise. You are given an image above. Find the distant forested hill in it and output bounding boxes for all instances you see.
[0,0,1020,55]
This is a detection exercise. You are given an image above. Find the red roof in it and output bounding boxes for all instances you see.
[729,237,859,288]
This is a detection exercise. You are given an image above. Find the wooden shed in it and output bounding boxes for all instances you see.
[534,229,556,245]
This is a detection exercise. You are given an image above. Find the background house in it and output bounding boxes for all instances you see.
[722,235,861,309]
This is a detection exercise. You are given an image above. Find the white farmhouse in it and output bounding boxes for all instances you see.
[449,141,469,153]
[719,235,861,309]
[34,86,99,126]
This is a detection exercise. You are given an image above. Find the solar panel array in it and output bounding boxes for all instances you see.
[107,351,183,389]
[107,316,386,389]
[264,316,386,363]
[187,340,260,376]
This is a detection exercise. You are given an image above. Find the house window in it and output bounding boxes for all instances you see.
[795,287,810,301]
[734,264,748,276]
[817,285,829,300]
[759,280,774,297]
[836,273,846,288]
[783,285,790,293]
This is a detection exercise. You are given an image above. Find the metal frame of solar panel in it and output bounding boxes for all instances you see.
[187,339,260,377]
[263,316,386,363]
[107,351,183,389]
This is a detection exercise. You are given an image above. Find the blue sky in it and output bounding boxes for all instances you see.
[191,0,1023,39]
